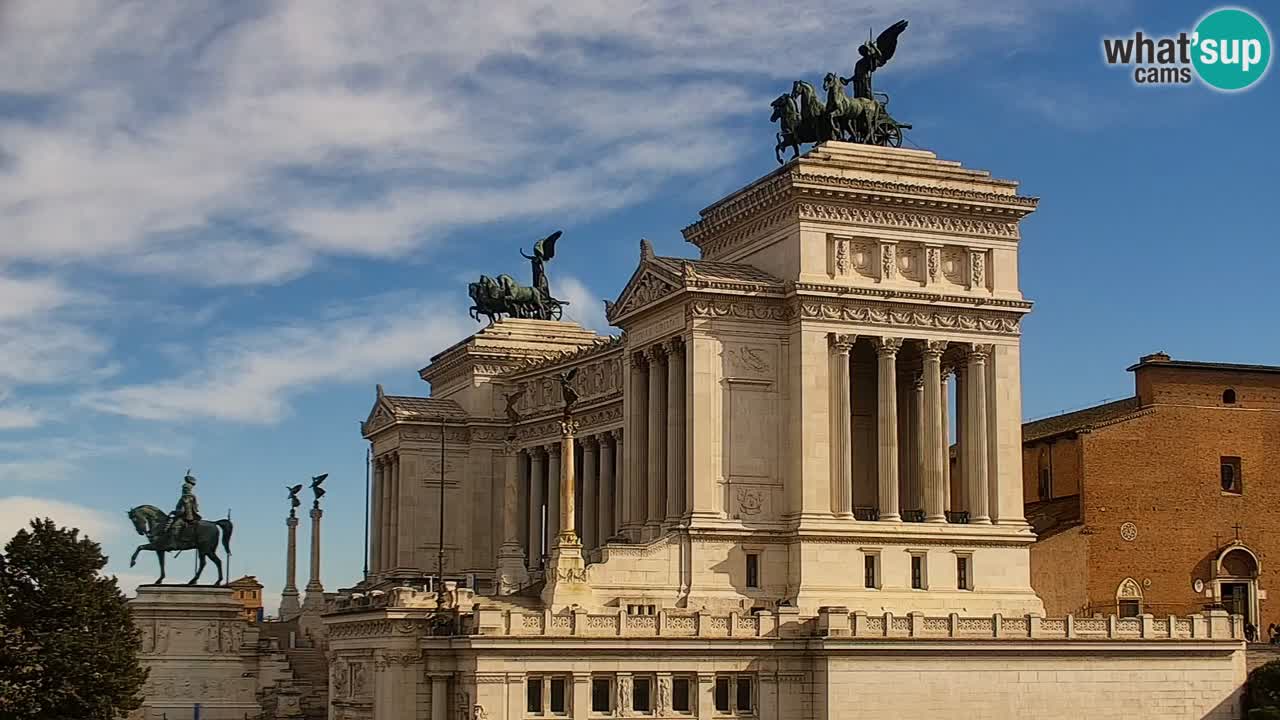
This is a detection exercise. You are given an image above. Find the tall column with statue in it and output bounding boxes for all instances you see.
[542,369,595,610]
[280,484,303,618]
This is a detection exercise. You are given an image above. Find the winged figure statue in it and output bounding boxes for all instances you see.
[843,20,909,100]
[558,368,579,419]
[503,388,525,439]
[287,484,304,512]
[310,474,328,507]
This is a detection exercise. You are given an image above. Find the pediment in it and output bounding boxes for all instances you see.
[362,386,397,436]
[607,255,683,324]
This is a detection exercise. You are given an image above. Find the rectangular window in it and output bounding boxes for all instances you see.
[714,677,731,712]
[1118,599,1141,618]
[549,677,567,714]
[1221,456,1242,494]
[863,553,878,589]
[1038,468,1051,499]
[910,554,926,590]
[957,556,971,591]
[633,676,652,714]
[672,677,691,713]
[735,676,753,712]
[745,553,760,589]
[591,678,610,713]
[527,677,543,714]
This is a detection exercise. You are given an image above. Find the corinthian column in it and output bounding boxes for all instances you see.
[582,437,599,550]
[873,337,902,521]
[379,455,393,574]
[941,368,953,514]
[830,334,855,517]
[645,345,667,539]
[966,345,992,524]
[922,341,947,523]
[625,354,648,538]
[547,443,562,544]
[599,433,616,543]
[369,457,382,574]
[387,452,400,571]
[528,448,545,568]
[665,338,686,526]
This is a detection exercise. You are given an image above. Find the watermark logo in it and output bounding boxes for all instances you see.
[1102,7,1271,91]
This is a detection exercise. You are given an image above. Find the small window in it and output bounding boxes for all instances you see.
[1038,467,1051,500]
[527,677,544,714]
[591,678,611,713]
[910,554,926,590]
[1119,599,1141,618]
[633,676,652,714]
[1221,456,1242,494]
[863,553,878,589]
[714,677,731,712]
[745,553,760,589]
[957,556,971,591]
[550,677,567,714]
[735,676,753,712]
[672,677,691,713]
[1223,388,1237,404]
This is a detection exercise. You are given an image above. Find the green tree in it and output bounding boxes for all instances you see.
[0,518,147,720]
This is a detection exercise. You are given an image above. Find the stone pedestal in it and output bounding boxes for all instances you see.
[130,585,260,720]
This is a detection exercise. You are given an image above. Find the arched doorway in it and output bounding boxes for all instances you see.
[1215,544,1261,627]
[1116,577,1143,618]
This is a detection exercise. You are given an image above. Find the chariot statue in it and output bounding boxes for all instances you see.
[770,19,912,163]
[468,230,570,325]
[127,471,234,585]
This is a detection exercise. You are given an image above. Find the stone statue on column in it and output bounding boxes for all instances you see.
[541,371,595,610]
[279,484,303,618]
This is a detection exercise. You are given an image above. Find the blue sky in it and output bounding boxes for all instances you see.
[0,1,1275,611]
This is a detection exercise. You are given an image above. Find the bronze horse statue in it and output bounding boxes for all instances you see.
[127,504,234,585]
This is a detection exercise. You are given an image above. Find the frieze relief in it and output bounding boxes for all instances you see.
[516,403,622,443]
[797,202,1019,239]
[689,299,788,322]
[615,270,680,318]
[797,302,1021,335]
[512,355,623,418]
[373,651,422,670]
[897,242,923,282]
[724,344,774,381]
[942,246,966,284]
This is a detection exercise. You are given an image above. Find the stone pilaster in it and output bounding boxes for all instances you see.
[645,345,667,538]
[279,514,300,618]
[547,443,562,546]
[379,454,394,575]
[429,674,449,720]
[388,452,402,571]
[829,333,855,518]
[369,456,382,574]
[873,337,902,521]
[923,341,947,523]
[625,352,648,539]
[966,345,992,524]
[496,443,529,594]
[665,338,686,526]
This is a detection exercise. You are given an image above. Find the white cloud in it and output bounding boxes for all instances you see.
[0,1,1111,287]
[0,495,122,545]
[553,275,612,334]
[81,295,471,423]
[0,404,43,430]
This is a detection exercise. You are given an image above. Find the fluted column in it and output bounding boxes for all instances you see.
[830,333,855,517]
[941,368,953,514]
[966,345,992,524]
[600,433,616,542]
[557,423,577,545]
[874,338,902,521]
[665,338,686,526]
[369,458,383,573]
[388,452,401,571]
[279,514,300,618]
[582,437,599,550]
[306,505,323,593]
[625,354,648,537]
[910,373,925,516]
[528,448,545,568]
[922,341,947,523]
[547,443,562,544]
[645,345,667,538]
[502,445,522,547]
[611,430,624,540]
[954,365,968,513]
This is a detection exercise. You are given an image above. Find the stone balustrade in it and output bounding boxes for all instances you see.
[466,606,1243,641]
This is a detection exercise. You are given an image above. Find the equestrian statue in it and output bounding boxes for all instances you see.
[771,19,912,163]
[468,230,570,325]
[127,471,234,585]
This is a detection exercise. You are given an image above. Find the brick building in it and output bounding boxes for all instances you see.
[1023,352,1280,632]
[228,575,264,623]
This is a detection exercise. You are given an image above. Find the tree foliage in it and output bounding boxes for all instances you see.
[0,518,147,720]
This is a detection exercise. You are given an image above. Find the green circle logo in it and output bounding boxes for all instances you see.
[1193,8,1271,91]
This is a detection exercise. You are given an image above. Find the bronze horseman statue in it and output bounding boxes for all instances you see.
[127,470,234,585]
[771,19,912,163]
[468,230,571,325]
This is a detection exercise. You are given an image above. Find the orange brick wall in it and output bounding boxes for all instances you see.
[1028,526,1089,616]
[1074,403,1280,624]
[1022,436,1082,502]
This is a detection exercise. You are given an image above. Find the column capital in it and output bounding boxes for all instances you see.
[609,427,623,442]
[912,373,925,390]
[941,366,954,382]
[643,344,666,363]
[559,420,579,438]
[922,340,948,358]
[548,443,562,458]
[872,336,903,356]
[828,333,856,353]
[964,343,994,362]
[665,336,685,356]
[581,434,600,449]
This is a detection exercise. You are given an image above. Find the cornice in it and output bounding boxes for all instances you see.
[790,282,1033,312]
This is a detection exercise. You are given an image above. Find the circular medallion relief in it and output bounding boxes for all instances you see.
[1120,522,1138,542]
[1194,579,1205,593]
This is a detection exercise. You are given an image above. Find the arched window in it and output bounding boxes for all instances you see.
[1223,388,1237,404]
[1116,577,1143,618]
[1219,547,1260,579]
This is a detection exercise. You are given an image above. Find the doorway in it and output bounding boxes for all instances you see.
[1221,581,1253,625]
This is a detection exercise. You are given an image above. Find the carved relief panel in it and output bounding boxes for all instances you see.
[827,235,877,280]
[721,340,781,521]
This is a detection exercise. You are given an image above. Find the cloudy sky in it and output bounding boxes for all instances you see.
[1,1,1275,610]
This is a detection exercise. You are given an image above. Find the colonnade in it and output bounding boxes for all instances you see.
[625,338,687,541]
[513,431,623,569]
[830,334,999,523]
[369,451,401,575]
